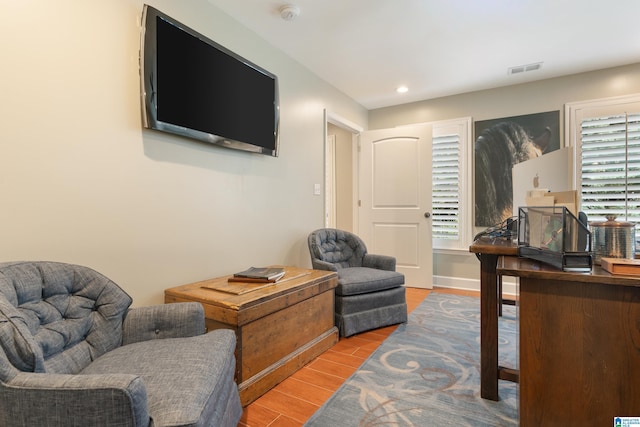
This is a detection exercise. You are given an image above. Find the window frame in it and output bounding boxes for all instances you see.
[432,117,472,252]
[565,93,640,232]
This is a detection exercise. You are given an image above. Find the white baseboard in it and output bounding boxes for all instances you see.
[432,275,518,299]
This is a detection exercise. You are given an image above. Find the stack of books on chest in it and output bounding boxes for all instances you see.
[228,267,286,283]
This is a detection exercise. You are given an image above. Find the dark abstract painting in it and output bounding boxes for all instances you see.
[474,111,560,227]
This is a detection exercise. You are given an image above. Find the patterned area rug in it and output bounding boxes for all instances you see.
[304,292,518,427]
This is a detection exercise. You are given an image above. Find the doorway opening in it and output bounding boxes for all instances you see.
[324,110,363,233]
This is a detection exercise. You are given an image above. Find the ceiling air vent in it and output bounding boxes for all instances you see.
[508,62,543,75]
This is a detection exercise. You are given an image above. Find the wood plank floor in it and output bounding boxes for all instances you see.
[238,287,480,427]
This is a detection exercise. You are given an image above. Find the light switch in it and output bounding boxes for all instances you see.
[314,184,321,195]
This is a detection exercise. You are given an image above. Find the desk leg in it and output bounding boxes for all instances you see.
[479,253,499,401]
[498,275,503,316]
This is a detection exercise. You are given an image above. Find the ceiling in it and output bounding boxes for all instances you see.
[207,0,640,110]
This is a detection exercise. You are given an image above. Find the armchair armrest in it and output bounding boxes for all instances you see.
[122,302,205,346]
[311,259,339,272]
[0,372,149,427]
[363,253,396,271]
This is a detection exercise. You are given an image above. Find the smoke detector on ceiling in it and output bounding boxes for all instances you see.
[279,4,300,21]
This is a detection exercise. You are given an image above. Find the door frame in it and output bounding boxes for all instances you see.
[324,110,363,231]
[325,134,337,228]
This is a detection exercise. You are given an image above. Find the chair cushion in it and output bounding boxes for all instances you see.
[81,329,238,427]
[336,267,404,296]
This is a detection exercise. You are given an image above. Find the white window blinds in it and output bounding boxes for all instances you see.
[432,118,471,250]
[432,133,460,240]
[580,112,640,238]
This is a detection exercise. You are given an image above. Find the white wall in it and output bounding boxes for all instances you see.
[0,0,367,306]
[369,63,640,286]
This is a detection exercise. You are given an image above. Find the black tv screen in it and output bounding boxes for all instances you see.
[140,5,280,156]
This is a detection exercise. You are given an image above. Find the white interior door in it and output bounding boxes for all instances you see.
[358,124,433,288]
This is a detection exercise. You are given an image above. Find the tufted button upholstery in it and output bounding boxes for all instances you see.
[0,261,132,374]
[308,228,408,337]
[308,228,367,269]
[0,261,243,427]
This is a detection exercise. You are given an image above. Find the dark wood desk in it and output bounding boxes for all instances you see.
[469,237,519,401]
[498,256,640,426]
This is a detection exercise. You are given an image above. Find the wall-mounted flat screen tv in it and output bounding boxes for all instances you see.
[140,5,280,156]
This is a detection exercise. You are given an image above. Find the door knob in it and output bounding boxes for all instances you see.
[424,212,431,218]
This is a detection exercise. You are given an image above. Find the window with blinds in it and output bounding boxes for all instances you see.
[580,112,640,239]
[432,118,471,250]
[432,134,460,240]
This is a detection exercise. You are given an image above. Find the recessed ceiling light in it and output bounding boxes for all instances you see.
[396,86,408,93]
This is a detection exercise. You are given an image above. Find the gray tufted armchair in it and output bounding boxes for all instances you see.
[0,261,242,427]
[308,229,407,337]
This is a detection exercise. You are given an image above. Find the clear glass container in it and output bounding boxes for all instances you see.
[518,206,592,271]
